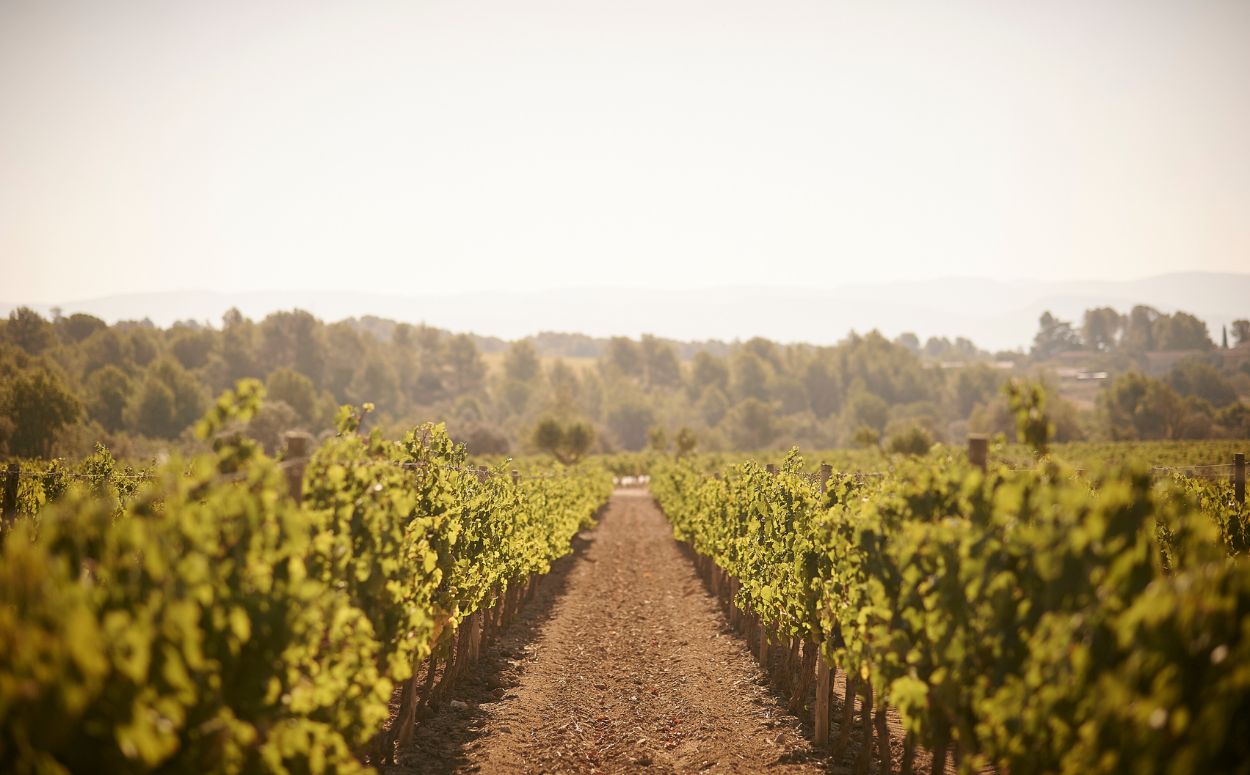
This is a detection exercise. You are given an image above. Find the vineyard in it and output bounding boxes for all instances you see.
[2,380,1249,774]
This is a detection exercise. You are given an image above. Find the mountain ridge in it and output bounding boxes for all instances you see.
[4,272,1247,352]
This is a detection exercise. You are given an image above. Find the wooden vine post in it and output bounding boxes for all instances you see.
[2,462,18,524]
[813,467,833,748]
[810,640,830,745]
[281,431,312,503]
[758,616,770,669]
[967,434,988,472]
[1235,453,1245,505]
[814,463,834,747]
[757,458,777,669]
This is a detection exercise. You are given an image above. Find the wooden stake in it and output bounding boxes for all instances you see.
[837,671,859,754]
[1235,452,1245,505]
[901,733,915,775]
[929,731,949,775]
[281,430,312,503]
[468,610,483,663]
[758,619,770,669]
[855,683,874,775]
[967,434,988,472]
[819,463,832,494]
[814,652,832,747]
[388,664,421,760]
[2,462,18,524]
[875,705,891,775]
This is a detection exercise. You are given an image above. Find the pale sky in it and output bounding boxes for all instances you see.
[2,0,1248,304]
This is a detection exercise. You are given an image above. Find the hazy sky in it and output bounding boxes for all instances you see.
[2,0,1248,304]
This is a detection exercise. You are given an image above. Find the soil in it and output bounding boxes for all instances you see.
[386,490,926,775]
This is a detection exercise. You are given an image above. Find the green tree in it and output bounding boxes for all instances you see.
[85,365,131,432]
[886,425,933,456]
[120,325,160,367]
[151,358,206,432]
[563,421,595,462]
[503,340,542,383]
[647,426,668,452]
[1165,358,1237,408]
[697,385,729,426]
[726,398,776,450]
[803,359,840,419]
[841,388,889,434]
[742,337,781,369]
[457,423,511,455]
[1232,320,1250,346]
[501,381,536,420]
[603,337,643,379]
[1122,305,1161,351]
[5,307,55,354]
[213,308,261,388]
[259,310,325,381]
[894,332,921,353]
[0,368,81,457]
[56,313,107,344]
[730,351,770,402]
[319,323,366,400]
[1153,312,1212,351]
[674,427,697,457]
[1101,372,1187,440]
[499,341,542,414]
[442,334,486,393]
[546,360,581,410]
[606,402,654,451]
[80,329,129,375]
[1081,307,1123,351]
[774,376,809,415]
[125,359,206,438]
[640,335,682,389]
[530,417,594,463]
[1005,379,1053,456]
[947,364,1002,418]
[349,355,400,412]
[169,326,215,370]
[852,425,880,449]
[127,375,176,438]
[266,367,319,424]
[1031,311,1081,359]
[923,336,952,359]
[689,352,729,399]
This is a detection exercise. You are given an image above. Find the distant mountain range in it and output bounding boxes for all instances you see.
[4,272,1248,353]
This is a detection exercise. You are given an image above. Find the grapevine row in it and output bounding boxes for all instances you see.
[651,450,1250,774]
[0,380,613,774]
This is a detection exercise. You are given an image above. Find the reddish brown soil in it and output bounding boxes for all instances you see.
[386,490,938,775]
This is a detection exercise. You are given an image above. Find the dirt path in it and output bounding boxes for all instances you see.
[389,489,827,774]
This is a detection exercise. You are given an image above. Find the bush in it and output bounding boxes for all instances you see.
[886,424,933,456]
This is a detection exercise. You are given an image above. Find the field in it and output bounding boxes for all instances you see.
[1,402,1247,773]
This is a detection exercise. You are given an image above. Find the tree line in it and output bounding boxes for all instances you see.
[1031,304,1249,358]
[1,303,1247,460]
